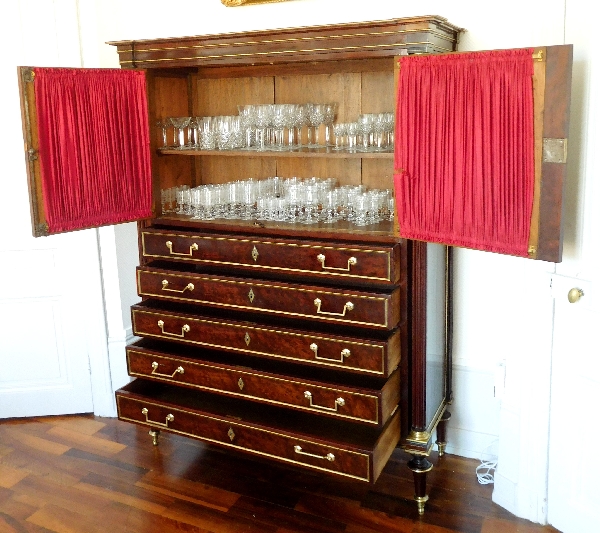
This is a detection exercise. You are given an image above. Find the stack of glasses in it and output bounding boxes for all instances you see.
[157,105,394,152]
[161,177,395,227]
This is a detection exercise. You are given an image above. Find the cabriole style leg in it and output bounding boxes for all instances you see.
[408,455,433,515]
[435,410,451,457]
[149,429,160,446]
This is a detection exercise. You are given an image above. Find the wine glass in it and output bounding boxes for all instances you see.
[323,103,338,146]
[254,105,272,151]
[306,103,326,148]
[293,104,309,148]
[156,119,170,148]
[238,105,256,149]
[170,117,191,149]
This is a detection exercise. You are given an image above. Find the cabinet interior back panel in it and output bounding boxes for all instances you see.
[275,158,362,184]
[275,73,361,122]
[198,157,278,185]
[361,71,395,114]
[362,159,394,191]
[193,76,275,116]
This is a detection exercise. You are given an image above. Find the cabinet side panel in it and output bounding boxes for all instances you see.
[18,67,48,237]
[535,44,573,262]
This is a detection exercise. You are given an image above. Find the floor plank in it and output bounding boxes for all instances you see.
[0,415,561,533]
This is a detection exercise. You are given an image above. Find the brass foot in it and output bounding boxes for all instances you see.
[149,429,160,446]
[415,495,429,515]
[437,441,447,457]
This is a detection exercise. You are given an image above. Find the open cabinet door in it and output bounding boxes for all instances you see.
[394,45,572,262]
[18,67,153,237]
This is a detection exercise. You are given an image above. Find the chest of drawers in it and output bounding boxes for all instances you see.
[22,14,573,514]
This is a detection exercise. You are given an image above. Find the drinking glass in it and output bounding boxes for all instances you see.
[356,114,374,152]
[255,105,272,151]
[271,105,287,151]
[346,122,359,152]
[323,103,338,146]
[156,119,170,148]
[170,117,191,148]
[306,103,326,148]
[332,123,347,150]
[238,105,257,149]
[293,104,309,147]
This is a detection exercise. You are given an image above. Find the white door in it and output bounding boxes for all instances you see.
[547,277,599,533]
[0,0,103,418]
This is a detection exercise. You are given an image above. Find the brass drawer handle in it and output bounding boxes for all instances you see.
[317,253,357,272]
[141,407,174,428]
[151,361,184,379]
[310,343,351,363]
[294,445,335,462]
[161,279,195,293]
[303,391,345,412]
[165,240,198,257]
[157,320,190,338]
[313,298,354,317]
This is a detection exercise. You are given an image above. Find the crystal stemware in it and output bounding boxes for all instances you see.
[306,103,326,148]
[170,117,191,149]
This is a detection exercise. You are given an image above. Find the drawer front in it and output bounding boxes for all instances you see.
[126,346,393,425]
[137,267,400,329]
[116,391,373,481]
[131,306,400,376]
[142,230,399,285]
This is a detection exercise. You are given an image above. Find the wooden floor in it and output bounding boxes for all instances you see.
[0,415,559,533]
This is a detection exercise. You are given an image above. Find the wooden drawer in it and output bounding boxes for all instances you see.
[126,339,400,426]
[137,265,401,330]
[116,379,401,483]
[141,229,401,285]
[131,302,401,376]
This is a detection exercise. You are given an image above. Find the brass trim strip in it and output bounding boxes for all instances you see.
[116,27,457,55]
[127,349,381,424]
[142,231,393,282]
[137,269,391,328]
[118,42,453,65]
[131,309,387,374]
[117,396,371,482]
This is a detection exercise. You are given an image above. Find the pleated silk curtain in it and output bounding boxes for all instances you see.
[394,49,535,257]
[34,68,153,233]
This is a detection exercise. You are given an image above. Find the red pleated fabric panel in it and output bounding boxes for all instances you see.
[394,49,535,257]
[34,68,153,233]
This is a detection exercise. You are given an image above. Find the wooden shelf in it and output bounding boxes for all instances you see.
[158,147,394,159]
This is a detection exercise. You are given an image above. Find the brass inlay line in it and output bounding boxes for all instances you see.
[127,349,381,423]
[117,396,371,482]
[142,231,393,282]
[131,309,387,374]
[119,42,452,65]
[117,27,456,54]
[138,269,391,328]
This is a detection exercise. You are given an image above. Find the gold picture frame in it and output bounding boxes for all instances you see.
[222,0,291,6]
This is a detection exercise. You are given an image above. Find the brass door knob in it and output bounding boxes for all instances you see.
[567,288,584,303]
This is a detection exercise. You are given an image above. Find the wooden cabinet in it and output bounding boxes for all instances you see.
[18,15,572,515]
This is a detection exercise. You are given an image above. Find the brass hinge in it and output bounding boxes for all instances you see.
[27,148,38,162]
[543,138,568,164]
[34,222,49,237]
[532,49,544,62]
[528,245,537,256]
[22,68,35,83]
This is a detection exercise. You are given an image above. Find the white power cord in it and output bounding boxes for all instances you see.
[476,439,498,485]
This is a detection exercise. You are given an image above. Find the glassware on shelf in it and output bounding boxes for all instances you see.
[170,117,191,148]
[306,103,326,148]
[323,103,338,146]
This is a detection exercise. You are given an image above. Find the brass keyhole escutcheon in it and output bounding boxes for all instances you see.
[248,289,255,303]
[238,378,245,391]
[251,246,259,262]
[228,427,236,442]
[244,332,251,346]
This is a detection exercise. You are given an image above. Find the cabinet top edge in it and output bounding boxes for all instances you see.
[106,15,464,69]
[107,15,464,47]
